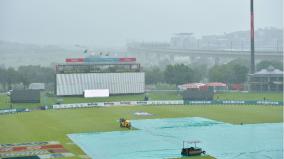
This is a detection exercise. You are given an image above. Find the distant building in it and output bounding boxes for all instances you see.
[29,83,45,90]
[170,28,283,51]
[206,82,227,92]
[248,66,283,92]
[170,33,196,49]
[178,83,206,90]
[178,82,227,92]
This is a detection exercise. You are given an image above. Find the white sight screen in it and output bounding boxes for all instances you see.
[84,89,109,98]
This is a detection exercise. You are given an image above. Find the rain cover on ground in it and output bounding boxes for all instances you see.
[68,117,283,159]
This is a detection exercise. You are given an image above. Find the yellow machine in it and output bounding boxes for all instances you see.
[119,118,131,129]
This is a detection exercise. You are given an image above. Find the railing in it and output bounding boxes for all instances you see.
[0,100,282,115]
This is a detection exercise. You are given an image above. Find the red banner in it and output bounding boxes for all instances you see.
[119,58,136,62]
[0,144,64,152]
[65,57,136,63]
[65,58,84,63]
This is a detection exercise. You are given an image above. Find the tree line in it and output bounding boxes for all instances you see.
[0,65,54,91]
[145,60,283,86]
[0,60,282,91]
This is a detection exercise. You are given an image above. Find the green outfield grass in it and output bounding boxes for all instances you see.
[0,105,282,159]
[0,91,283,110]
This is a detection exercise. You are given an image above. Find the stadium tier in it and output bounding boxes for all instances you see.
[56,72,144,96]
[55,57,145,96]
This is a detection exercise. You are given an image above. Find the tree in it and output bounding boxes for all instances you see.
[208,63,248,84]
[164,64,195,85]
[0,65,55,91]
[208,65,226,83]
[145,67,164,84]
[6,67,19,90]
[228,64,248,83]
[18,65,55,88]
[18,66,33,88]
[190,64,208,82]
[256,60,283,71]
[227,58,249,68]
[0,67,8,90]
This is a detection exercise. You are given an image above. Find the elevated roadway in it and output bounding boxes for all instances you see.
[128,47,283,60]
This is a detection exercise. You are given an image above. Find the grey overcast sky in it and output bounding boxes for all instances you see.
[0,0,283,47]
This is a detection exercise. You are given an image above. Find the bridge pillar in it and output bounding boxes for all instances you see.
[214,57,220,65]
[169,54,175,64]
[155,53,162,62]
[137,52,149,66]
[190,56,196,64]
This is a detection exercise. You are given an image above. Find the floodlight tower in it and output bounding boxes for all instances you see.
[250,0,255,74]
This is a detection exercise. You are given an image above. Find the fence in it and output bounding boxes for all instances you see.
[0,100,282,115]
[52,100,283,109]
[52,100,184,109]
[184,100,283,105]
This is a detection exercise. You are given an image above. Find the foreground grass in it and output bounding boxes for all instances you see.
[0,105,282,159]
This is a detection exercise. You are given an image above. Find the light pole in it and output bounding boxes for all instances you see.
[197,39,200,49]
[250,0,255,74]
[276,39,279,51]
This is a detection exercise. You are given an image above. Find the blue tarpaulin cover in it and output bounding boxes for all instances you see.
[68,117,283,159]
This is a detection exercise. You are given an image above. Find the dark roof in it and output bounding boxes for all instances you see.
[255,66,283,75]
[251,66,283,77]
[255,69,283,75]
